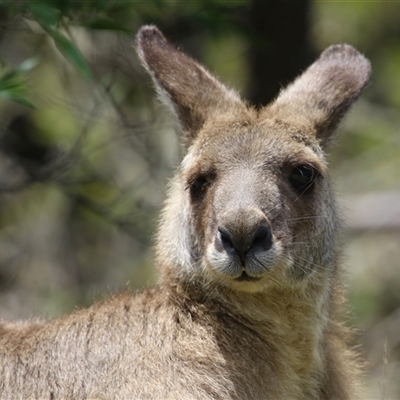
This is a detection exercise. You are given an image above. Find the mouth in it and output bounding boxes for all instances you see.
[234,271,261,282]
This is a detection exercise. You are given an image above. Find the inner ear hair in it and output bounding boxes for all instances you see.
[135,25,244,147]
[267,44,371,148]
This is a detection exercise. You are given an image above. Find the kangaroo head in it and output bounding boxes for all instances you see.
[136,26,370,293]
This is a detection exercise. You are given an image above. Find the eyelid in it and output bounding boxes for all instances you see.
[294,162,324,179]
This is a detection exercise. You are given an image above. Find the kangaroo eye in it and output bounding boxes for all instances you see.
[289,166,319,194]
[188,175,210,198]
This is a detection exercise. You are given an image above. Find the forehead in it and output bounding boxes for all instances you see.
[185,116,325,172]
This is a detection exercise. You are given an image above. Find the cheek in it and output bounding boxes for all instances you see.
[286,203,317,250]
[190,192,218,250]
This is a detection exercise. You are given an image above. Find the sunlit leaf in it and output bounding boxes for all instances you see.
[15,57,40,73]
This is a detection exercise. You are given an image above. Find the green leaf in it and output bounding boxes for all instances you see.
[0,59,38,91]
[28,2,91,80]
[29,3,59,28]
[0,90,35,108]
[0,58,38,108]
[0,70,20,89]
[47,28,91,80]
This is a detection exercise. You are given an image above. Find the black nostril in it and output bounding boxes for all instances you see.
[217,226,236,255]
[216,224,273,257]
[250,225,272,252]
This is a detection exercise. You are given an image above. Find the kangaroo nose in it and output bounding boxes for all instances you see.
[216,223,272,261]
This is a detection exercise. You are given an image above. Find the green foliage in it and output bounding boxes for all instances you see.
[0,0,248,82]
[47,28,91,80]
[23,1,92,79]
[0,58,38,107]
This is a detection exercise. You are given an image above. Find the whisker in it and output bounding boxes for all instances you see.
[287,215,327,223]
[289,242,314,247]
[296,255,331,272]
[291,228,324,242]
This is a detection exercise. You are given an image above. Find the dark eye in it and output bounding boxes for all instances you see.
[188,175,210,198]
[289,165,319,194]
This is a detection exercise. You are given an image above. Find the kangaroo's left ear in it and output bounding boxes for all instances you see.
[136,25,244,147]
[267,44,371,148]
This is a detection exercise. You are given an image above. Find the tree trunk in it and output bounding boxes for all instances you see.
[247,0,314,106]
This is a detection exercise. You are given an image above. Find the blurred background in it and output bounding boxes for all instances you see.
[0,1,399,398]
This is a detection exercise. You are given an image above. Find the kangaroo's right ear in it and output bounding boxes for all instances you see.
[136,25,243,147]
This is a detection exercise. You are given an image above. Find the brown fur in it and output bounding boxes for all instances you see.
[0,26,370,399]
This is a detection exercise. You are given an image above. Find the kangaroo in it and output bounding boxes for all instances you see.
[0,26,371,399]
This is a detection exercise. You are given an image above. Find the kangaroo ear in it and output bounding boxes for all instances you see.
[136,25,243,147]
[268,44,371,148]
